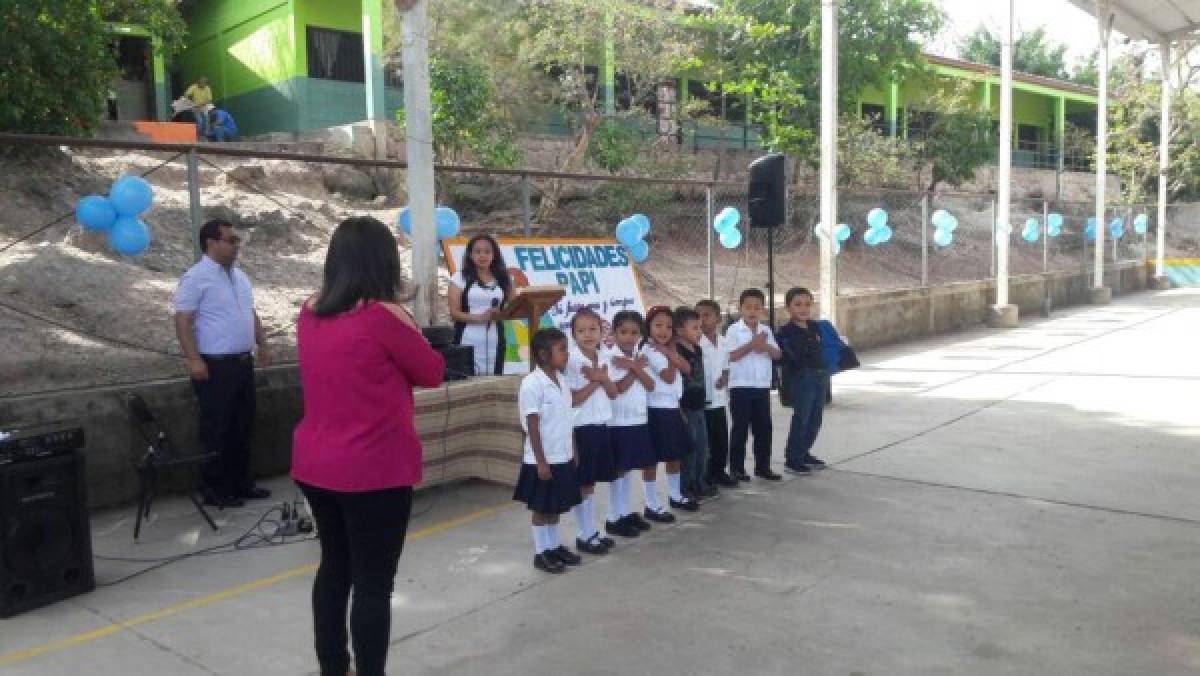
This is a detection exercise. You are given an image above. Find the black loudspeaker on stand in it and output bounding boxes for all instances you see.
[0,450,95,618]
[748,153,787,330]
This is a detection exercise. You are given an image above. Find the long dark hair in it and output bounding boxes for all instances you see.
[314,217,403,317]
[460,234,511,292]
[641,305,675,349]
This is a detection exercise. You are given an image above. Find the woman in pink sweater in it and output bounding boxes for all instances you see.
[292,216,444,676]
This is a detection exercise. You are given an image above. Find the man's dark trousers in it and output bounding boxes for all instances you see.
[194,354,256,497]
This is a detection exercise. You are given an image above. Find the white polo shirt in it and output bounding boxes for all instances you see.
[518,367,574,464]
[606,345,648,426]
[565,345,613,427]
[642,342,682,409]
[700,333,730,409]
[725,319,778,389]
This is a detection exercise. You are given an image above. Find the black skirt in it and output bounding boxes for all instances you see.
[610,424,656,471]
[647,407,692,463]
[574,424,617,485]
[512,462,582,514]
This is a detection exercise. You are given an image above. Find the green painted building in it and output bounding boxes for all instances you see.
[177,0,398,137]
[173,0,1098,169]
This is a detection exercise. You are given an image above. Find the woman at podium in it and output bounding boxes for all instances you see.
[448,234,513,376]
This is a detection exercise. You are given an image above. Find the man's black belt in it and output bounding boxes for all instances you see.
[201,352,253,363]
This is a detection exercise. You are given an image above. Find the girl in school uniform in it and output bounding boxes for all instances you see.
[642,306,698,515]
[513,328,583,574]
[603,310,659,538]
[565,308,618,555]
[448,234,512,376]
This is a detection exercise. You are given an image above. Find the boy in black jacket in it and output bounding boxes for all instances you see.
[775,288,829,474]
[674,306,714,500]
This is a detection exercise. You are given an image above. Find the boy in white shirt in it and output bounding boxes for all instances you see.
[724,289,782,481]
[696,299,736,488]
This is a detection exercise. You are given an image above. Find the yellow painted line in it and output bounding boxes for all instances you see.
[1162,258,1200,265]
[0,502,513,667]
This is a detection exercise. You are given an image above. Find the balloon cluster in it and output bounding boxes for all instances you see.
[863,208,892,246]
[75,175,155,256]
[616,213,651,263]
[1133,213,1149,235]
[814,223,851,254]
[397,206,461,240]
[931,209,958,247]
[1109,217,1124,240]
[1046,213,1063,237]
[1021,217,1041,243]
[1085,217,1097,241]
[713,206,743,249]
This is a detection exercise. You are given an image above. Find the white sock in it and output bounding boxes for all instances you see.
[606,481,623,522]
[532,525,543,555]
[643,479,662,512]
[621,476,635,517]
[574,497,594,540]
[547,523,560,549]
[667,472,683,502]
[537,525,553,552]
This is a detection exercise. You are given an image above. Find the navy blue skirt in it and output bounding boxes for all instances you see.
[648,407,692,463]
[574,424,617,485]
[512,462,582,514]
[610,424,656,471]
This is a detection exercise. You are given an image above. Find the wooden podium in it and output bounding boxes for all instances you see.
[499,285,566,330]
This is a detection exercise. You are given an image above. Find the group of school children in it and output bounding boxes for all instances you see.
[513,286,845,573]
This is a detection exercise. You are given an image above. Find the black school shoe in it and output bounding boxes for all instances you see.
[534,552,565,573]
[731,470,752,482]
[644,507,676,523]
[712,472,739,488]
[785,463,812,476]
[576,534,609,555]
[669,497,699,512]
[754,469,783,481]
[626,512,653,531]
[701,484,720,498]
[606,518,640,538]
[548,545,582,566]
[805,456,828,469]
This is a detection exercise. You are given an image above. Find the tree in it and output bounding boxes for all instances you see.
[0,0,185,136]
[959,24,1094,84]
[689,0,943,159]
[910,82,994,192]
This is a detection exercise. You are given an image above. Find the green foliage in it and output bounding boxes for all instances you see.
[959,25,1095,85]
[837,115,911,189]
[910,83,993,192]
[0,0,185,136]
[586,118,643,172]
[689,0,943,159]
[424,55,521,168]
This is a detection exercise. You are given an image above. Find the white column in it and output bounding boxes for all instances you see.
[401,0,437,326]
[1156,41,1171,280]
[1093,1,1111,291]
[995,0,1014,308]
[818,0,838,321]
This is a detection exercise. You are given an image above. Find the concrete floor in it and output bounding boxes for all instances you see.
[3,290,1199,675]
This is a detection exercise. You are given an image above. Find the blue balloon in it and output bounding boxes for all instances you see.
[630,213,651,237]
[616,218,643,246]
[867,208,888,230]
[714,206,740,233]
[435,207,460,239]
[1085,218,1097,241]
[627,239,650,263]
[1133,214,1149,235]
[719,228,742,249]
[108,216,150,256]
[877,224,893,243]
[1022,218,1040,243]
[397,207,412,236]
[933,227,953,247]
[864,229,880,247]
[109,176,154,216]
[834,223,852,242]
[1047,213,1064,229]
[1109,217,1124,240]
[76,195,116,232]
[931,209,950,229]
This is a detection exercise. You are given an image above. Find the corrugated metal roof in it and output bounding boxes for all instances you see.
[1065,0,1200,42]
[925,54,1098,98]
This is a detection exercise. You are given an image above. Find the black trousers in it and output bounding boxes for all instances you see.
[193,355,256,496]
[728,387,773,474]
[704,406,730,479]
[299,482,414,676]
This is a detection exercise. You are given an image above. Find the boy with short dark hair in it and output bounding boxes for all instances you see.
[776,287,829,474]
[724,289,782,481]
[674,306,713,500]
[695,299,736,487]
